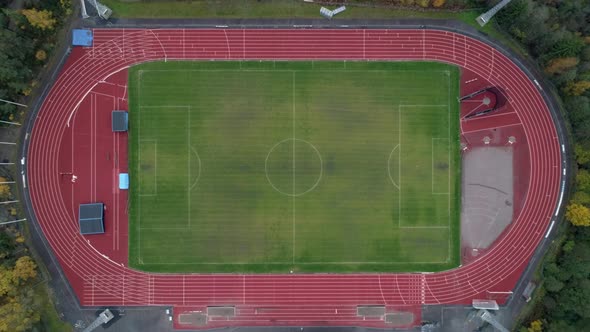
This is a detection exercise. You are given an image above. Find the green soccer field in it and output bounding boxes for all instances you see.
[127,61,461,273]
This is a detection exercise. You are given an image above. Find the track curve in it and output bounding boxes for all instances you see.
[26,28,562,329]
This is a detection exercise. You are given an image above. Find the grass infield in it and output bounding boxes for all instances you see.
[127,61,461,273]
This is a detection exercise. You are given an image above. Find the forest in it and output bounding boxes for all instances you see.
[0,1,71,330]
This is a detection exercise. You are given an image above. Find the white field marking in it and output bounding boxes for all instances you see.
[363,29,366,59]
[431,138,450,195]
[139,227,202,230]
[137,70,142,263]
[264,138,323,197]
[378,274,387,305]
[138,107,191,230]
[223,29,231,58]
[399,104,447,107]
[447,72,452,260]
[136,69,451,73]
[387,144,400,189]
[137,258,450,265]
[136,68,191,256]
[398,104,402,228]
[148,29,168,61]
[91,93,95,201]
[488,48,495,80]
[292,71,295,264]
[397,101,453,259]
[134,69,454,267]
[139,105,191,108]
[187,105,191,228]
[189,146,202,190]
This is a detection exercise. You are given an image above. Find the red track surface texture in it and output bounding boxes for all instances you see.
[28,29,561,329]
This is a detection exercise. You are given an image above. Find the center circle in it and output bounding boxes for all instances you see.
[265,138,323,197]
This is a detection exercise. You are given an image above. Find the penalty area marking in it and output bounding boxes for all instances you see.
[397,104,453,256]
[387,144,400,190]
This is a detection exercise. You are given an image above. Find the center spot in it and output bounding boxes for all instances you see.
[265,138,323,197]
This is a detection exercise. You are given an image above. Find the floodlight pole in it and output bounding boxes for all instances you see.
[91,0,103,19]
[0,218,26,226]
[80,0,89,18]
[0,200,18,205]
[476,0,512,26]
[0,98,27,108]
[0,181,15,184]
[0,120,21,126]
[487,291,513,295]
[0,142,16,145]
[0,163,14,165]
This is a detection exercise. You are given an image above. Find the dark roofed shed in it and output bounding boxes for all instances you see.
[112,111,128,132]
[79,203,105,235]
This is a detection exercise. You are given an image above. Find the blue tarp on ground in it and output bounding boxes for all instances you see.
[119,173,129,190]
[72,29,93,47]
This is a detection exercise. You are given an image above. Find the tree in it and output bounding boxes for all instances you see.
[564,80,590,96]
[416,0,431,7]
[563,239,576,253]
[0,288,40,332]
[545,57,579,74]
[557,241,590,280]
[0,232,15,261]
[35,49,46,61]
[558,279,590,318]
[0,266,13,296]
[0,28,34,94]
[495,0,531,28]
[547,320,577,332]
[21,9,56,30]
[0,256,40,332]
[528,320,543,332]
[576,169,590,192]
[11,256,36,282]
[545,275,565,292]
[547,37,585,60]
[572,191,590,205]
[566,203,590,226]
[432,0,446,7]
[0,177,11,200]
[575,144,590,166]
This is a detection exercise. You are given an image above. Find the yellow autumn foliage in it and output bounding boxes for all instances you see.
[21,9,56,30]
[566,203,590,226]
[564,80,590,96]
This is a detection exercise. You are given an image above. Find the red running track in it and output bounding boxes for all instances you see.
[27,29,561,329]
